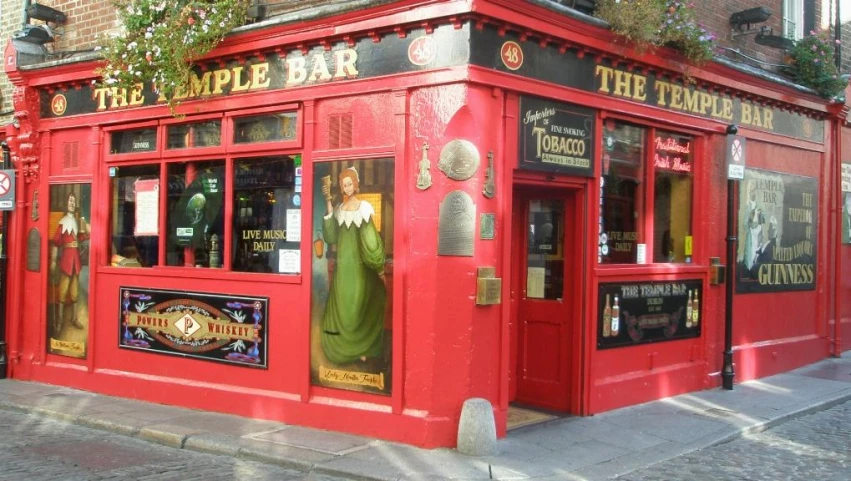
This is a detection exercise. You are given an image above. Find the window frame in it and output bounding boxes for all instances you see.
[598,113,703,269]
[783,0,804,40]
[104,105,304,280]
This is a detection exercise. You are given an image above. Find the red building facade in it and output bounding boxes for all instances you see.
[2,0,848,448]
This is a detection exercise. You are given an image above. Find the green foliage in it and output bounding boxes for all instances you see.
[786,31,847,99]
[594,0,716,65]
[96,0,249,112]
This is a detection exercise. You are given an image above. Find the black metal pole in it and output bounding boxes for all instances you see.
[722,177,737,390]
[0,142,9,379]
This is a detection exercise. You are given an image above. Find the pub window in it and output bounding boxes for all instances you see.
[166,160,226,268]
[233,112,297,144]
[108,110,303,274]
[110,164,161,267]
[110,128,156,154]
[600,120,694,265]
[167,120,222,149]
[233,156,300,273]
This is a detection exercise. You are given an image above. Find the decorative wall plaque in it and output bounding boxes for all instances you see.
[416,141,433,190]
[480,213,495,240]
[483,150,496,198]
[438,139,480,181]
[26,228,40,272]
[438,190,475,256]
[31,190,39,221]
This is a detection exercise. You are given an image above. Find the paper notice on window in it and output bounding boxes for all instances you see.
[286,209,301,242]
[636,243,647,264]
[527,267,545,299]
[279,249,300,274]
[134,179,159,236]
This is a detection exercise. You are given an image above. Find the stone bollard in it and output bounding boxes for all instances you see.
[456,398,497,456]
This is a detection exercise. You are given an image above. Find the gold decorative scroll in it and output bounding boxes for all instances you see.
[319,365,385,390]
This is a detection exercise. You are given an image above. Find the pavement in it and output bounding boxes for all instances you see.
[0,353,849,481]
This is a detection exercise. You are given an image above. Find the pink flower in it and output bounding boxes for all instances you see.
[188,17,195,25]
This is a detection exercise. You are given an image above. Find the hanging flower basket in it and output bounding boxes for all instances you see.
[785,31,847,99]
[96,0,249,112]
[594,0,716,65]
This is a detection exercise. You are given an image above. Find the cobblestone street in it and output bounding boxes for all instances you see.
[617,400,851,481]
[0,409,344,481]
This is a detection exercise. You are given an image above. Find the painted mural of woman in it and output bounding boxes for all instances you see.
[320,166,387,364]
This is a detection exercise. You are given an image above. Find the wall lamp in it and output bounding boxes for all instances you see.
[730,7,772,39]
[26,3,67,24]
[13,24,54,44]
[755,30,795,50]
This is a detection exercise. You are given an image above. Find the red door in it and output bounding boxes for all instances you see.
[511,189,578,412]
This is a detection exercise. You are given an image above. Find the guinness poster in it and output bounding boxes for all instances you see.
[736,169,817,293]
[519,96,595,176]
[119,288,268,368]
[598,280,702,349]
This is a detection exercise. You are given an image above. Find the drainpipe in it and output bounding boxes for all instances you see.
[722,125,739,390]
[0,143,9,378]
[833,0,844,358]
[23,0,31,27]
[834,119,843,357]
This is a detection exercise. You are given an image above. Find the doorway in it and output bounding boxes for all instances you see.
[510,187,582,413]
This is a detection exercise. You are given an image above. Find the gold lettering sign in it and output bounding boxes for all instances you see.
[319,365,385,390]
[595,65,782,132]
[92,48,359,111]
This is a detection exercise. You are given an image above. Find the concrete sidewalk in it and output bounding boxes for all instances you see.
[1,354,849,481]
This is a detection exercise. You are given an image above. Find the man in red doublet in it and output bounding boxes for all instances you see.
[50,192,89,332]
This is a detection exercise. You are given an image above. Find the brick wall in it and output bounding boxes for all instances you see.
[693,0,789,70]
[1,0,25,126]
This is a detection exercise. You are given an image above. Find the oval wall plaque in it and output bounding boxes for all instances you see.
[438,139,480,181]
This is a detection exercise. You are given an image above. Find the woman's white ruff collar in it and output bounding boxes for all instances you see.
[334,200,375,228]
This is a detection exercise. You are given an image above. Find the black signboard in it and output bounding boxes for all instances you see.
[519,96,595,176]
[598,280,702,349]
[736,170,817,293]
[119,287,269,368]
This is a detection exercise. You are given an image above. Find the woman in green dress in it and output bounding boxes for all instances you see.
[320,167,387,364]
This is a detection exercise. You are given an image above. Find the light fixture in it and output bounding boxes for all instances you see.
[13,24,54,44]
[755,32,795,50]
[247,0,266,21]
[26,3,67,24]
[730,7,772,30]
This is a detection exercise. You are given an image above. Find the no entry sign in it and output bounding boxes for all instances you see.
[0,169,15,210]
[726,135,746,180]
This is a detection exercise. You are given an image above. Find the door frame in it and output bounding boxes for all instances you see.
[509,181,586,414]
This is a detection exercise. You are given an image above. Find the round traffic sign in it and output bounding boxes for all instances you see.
[0,171,11,196]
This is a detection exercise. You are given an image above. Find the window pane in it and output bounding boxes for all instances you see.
[233,156,300,273]
[167,120,222,149]
[526,199,564,300]
[110,165,160,267]
[653,131,694,263]
[166,160,225,267]
[233,112,297,144]
[600,121,645,264]
[110,128,156,154]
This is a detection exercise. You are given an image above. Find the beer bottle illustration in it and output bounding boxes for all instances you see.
[692,290,700,328]
[686,290,693,328]
[602,294,612,338]
[611,295,620,337]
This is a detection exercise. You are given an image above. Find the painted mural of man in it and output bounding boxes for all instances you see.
[50,191,89,332]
